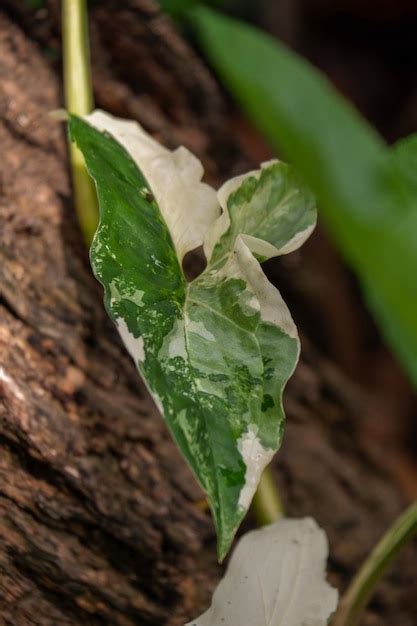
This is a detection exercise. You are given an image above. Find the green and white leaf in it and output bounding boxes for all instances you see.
[69,110,316,559]
[186,517,338,626]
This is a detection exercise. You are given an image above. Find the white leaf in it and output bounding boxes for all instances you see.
[187,518,338,626]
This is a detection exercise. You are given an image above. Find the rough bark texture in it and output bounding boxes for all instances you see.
[0,2,416,625]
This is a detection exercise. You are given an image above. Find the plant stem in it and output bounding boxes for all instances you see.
[62,0,98,246]
[333,501,417,626]
[252,468,284,526]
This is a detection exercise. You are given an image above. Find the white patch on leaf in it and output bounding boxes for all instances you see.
[116,317,145,364]
[234,237,298,340]
[276,222,316,255]
[248,296,260,312]
[240,233,282,260]
[159,318,187,361]
[187,320,216,342]
[186,517,338,626]
[109,280,122,305]
[204,164,270,261]
[125,289,145,307]
[237,424,274,510]
[86,110,219,261]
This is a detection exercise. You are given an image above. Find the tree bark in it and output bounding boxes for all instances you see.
[0,2,415,625]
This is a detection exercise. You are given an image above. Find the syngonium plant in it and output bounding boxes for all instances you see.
[69,110,316,560]
[63,4,417,624]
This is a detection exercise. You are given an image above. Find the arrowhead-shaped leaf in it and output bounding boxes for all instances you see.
[186,517,338,626]
[69,111,316,559]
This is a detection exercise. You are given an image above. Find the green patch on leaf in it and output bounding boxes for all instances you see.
[69,111,316,559]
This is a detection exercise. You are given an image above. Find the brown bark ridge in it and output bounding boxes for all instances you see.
[0,2,415,625]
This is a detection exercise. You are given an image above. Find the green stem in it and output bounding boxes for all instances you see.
[252,467,284,526]
[62,0,98,246]
[333,501,417,626]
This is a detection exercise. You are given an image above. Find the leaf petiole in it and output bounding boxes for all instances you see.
[333,501,417,626]
[252,468,284,526]
[62,0,98,245]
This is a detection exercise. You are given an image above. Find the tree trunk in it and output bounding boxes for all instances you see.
[0,2,415,625]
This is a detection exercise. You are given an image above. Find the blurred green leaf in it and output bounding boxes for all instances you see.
[159,0,197,19]
[189,5,417,386]
[159,0,235,21]
[391,134,417,196]
[24,0,44,8]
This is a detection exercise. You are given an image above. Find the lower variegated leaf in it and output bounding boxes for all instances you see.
[69,111,316,559]
[186,518,338,626]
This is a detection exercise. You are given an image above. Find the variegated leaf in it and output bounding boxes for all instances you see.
[69,111,316,559]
